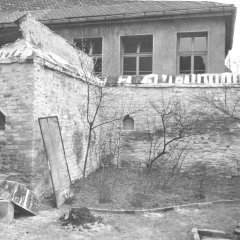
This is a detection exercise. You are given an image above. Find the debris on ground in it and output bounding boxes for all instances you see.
[59,207,103,231]
[0,180,39,215]
[192,228,233,240]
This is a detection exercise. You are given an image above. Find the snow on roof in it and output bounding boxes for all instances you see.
[0,38,102,85]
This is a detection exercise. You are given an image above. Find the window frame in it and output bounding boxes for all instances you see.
[73,37,103,76]
[121,35,153,75]
[177,31,208,74]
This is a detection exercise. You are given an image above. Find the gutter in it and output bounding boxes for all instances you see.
[0,5,236,28]
[39,6,237,25]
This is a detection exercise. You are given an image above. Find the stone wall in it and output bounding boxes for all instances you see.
[0,63,34,182]
[106,83,240,175]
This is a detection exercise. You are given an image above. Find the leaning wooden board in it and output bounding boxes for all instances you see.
[38,116,71,208]
[0,180,39,215]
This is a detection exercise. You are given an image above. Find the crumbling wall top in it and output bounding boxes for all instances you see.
[19,14,93,73]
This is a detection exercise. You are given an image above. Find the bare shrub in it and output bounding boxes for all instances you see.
[142,96,203,192]
[90,166,116,204]
[150,140,193,190]
[187,162,217,200]
[126,171,156,208]
[146,97,203,172]
[198,87,240,195]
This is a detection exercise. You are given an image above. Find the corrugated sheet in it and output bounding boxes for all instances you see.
[0,1,235,24]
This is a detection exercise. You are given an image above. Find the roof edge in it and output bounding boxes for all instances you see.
[0,4,236,27]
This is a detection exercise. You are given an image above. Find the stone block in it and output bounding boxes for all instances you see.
[0,200,14,223]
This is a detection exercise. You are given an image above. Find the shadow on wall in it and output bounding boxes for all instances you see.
[73,129,83,164]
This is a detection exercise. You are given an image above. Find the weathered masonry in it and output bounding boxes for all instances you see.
[0,16,100,197]
[106,73,240,175]
[0,9,239,198]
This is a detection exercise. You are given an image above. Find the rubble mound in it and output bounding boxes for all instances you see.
[59,207,102,229]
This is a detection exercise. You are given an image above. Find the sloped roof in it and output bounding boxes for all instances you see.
[0,0,135,12]
[0,1,235,25]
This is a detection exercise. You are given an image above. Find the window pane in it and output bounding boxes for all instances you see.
[91,38,102,55]
[123,57,136,75]
[179,37,192,52]
[74,38,102,55]
[93,57,102,75]
[140,36,153,53]
[122,37,138,53]
[194,55,206,74]
[194,37,207,51]
[180,56,191,74]
[139,57,152,74]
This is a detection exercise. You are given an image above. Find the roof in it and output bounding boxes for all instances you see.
[0,1,236,25]
[0,0,135,12]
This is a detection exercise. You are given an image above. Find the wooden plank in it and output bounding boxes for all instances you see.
[38,116,71,208]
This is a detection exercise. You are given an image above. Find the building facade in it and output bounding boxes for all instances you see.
[0,1,236,76]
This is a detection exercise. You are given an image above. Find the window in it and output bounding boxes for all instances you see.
[177,32,208,74]
[121,35,153,75]
[74,37,102,76]
[123,115,134,130]
[0,111,5,130]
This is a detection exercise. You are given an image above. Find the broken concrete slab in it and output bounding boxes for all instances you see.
[0,200,14,223]
[0,180,39,215]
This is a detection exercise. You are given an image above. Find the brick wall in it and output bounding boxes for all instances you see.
[0,63,34,182]
[31,60,99,196]
[0,61,99,197]
[1,62,240,197]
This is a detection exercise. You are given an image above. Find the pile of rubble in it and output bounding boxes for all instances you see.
[59,207,103,232]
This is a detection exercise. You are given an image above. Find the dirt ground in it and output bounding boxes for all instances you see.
[0,203,239,240]
[71,167,240,210]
